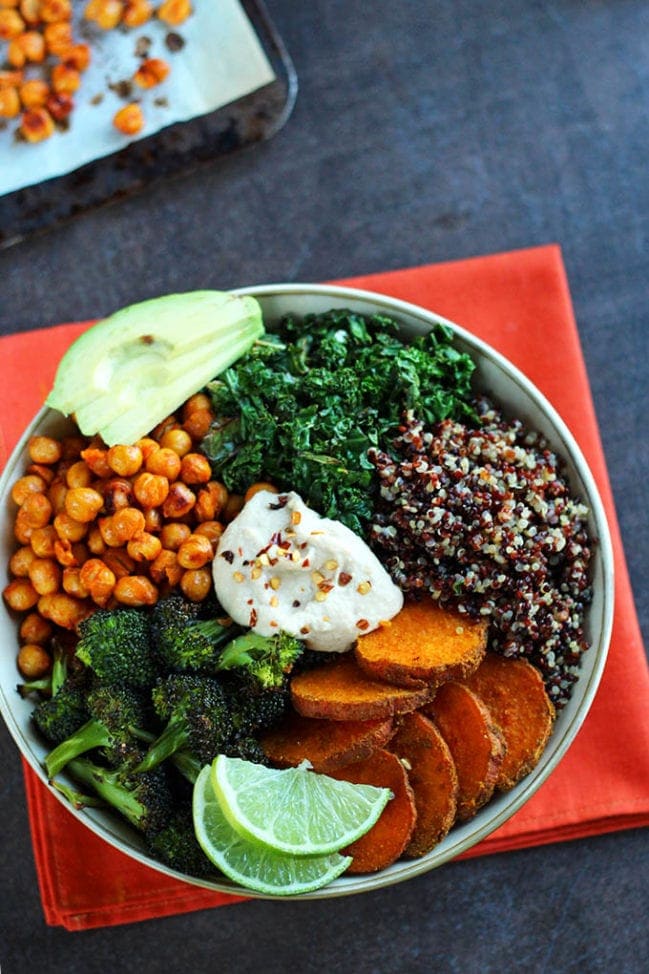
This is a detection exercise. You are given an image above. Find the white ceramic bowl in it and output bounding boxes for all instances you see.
[0,284,615,899]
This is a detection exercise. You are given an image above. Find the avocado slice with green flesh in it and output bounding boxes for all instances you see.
[46,290,264,446]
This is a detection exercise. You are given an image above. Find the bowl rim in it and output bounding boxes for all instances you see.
[0,282,615,900]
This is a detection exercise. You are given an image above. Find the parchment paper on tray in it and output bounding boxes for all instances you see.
[0,0,276,198]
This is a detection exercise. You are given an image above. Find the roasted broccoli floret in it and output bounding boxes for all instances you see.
[31,644,90,745]
[75,607,156,688]
[44,683,151,779]
[146,807,214,877]
[32,682,90,746]
[217,630,303,690]
[222,735,269,765]
[151,593,239,673]
[65,756,173,834]
[225,671,290,737]
[136,674,233,772]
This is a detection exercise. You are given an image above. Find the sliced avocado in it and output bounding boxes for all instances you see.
[46,290,264,446]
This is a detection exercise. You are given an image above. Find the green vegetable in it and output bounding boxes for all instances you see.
[75,608,157,689]
[151,593,241,674]
[217,630,303,690]
[64,757,173,834]
[46,290,265,446]
[202,309,476,532]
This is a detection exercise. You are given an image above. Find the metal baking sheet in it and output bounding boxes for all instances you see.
[0,0,297,250]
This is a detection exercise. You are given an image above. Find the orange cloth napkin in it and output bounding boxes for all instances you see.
[1,244,647,931]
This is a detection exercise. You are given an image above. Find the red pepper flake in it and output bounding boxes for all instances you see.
[302,557,310,568]
[338,572,352,586]
[220,550,235,563]
[249,608,258,627]
[300,625,311,635]
[356,618,370,631]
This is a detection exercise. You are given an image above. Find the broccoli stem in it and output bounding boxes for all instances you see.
[45,718,114,779]
[133,717,189,773]
[66,758,149,831]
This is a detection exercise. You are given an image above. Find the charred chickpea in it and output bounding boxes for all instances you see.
[85,0,124,29]
[135,437,159,463]
[110,506,146,543]
[53,511,88,543]
[51,63,80,95]
[80,447,111,479]
[19,106,55,142]
[54,538,88,567]
[193,520,224,549]
[244,481,278,503]
[180,453,212,485]
[102,547,136,579]
[19,78,50,108]
[102,477,134,513]
[0,85,20,116]
[40,0,72,21]
[133,57,169,89]
[159,427,192,457]
[28,435,62,466]
[113,102,144,136]
[11,474,46,506]
[19,0,41,24]
[38,592,90,629]
[182,407,214,441]
[145,446,181,480]
[113,575,158,607]
[17,643,52,680]
[195,480,228,521]
[8,30,46,67]
[149,549,182,586]
[64,486,104,523]
[48,479,68,514]
[60,435,86,460]
[133,471,169,508]
[157,0,192,27]
[43,21,73,56]
[150,415,179,442]
[87,525,107,555]
[45,90,74,123]
[0,67,23,85]
[161,481,195,519]
[28,557,61,596]
[180,568,212,602]
[159,521,191,551]
[98,515,125,548]
[0,8,25,39]
[9,545,37,577]
[122,0,153,26]
[62,566,89,599]
[183,392,211,418]
[79,558,116,605]
[3,577,39,612]
[127,531,162,562]
[62,42,91,71]
[26,463,55,485]
[176,533,213,569]
[19,491,53,528]
[107,444,143,477]
[65,460,92,488]
[222,493,244,523]
[142,506,162,533]
[20,612,53,645]
[30,525,58,558]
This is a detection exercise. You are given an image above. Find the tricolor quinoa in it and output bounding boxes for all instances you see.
[369,399,594,707]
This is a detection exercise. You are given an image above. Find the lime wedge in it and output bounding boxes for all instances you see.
[192,766,351,895]
[211,755,392,856]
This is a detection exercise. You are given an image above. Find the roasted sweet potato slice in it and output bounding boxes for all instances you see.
[424,681,506,821]
[388,711,458,857]
[290,654,432,721]
[260,712,396,773]
[463,653,555,791]
[328,748,416,873]
[354,599,488,689]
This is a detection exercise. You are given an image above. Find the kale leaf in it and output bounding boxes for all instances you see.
[202,309,475,533]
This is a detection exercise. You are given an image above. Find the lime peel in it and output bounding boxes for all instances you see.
[210,754,392,857]
[192,766,352,896]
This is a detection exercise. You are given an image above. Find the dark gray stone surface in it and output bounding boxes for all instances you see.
[0,1,647,970]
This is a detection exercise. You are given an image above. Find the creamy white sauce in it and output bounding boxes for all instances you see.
[212,490,403,652]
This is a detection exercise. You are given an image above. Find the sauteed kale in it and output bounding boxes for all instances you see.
[202,309,476,534]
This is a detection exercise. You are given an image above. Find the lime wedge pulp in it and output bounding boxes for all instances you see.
[192,766,352,896]
[211,755,392,856]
